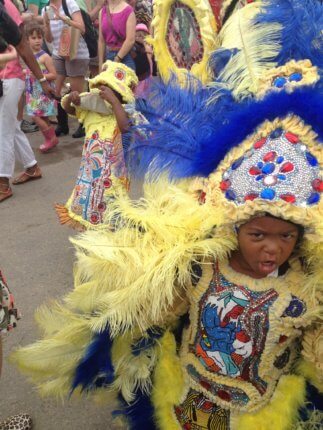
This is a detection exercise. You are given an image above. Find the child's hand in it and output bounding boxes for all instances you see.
[69,91,81,106]
[99,86,118,104]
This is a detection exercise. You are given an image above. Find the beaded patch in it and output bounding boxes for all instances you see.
[174,389,230,430]
[189,266,279,398]
[282,295,306,318]
[220,129,322,206]
[166,1,204,70]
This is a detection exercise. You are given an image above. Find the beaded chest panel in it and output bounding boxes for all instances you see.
[166,1,204,70]
[190,266,278,398]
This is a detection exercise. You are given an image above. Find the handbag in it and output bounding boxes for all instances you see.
[58,26,71,59]
[58,25,80,60]
[62,0,98,58]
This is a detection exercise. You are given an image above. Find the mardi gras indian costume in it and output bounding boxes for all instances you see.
[55,61,138,230]
[13,1,322,429]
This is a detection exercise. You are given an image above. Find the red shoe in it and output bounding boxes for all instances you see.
[40,126,59,153]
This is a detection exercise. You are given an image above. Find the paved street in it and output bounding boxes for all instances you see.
[0,120,125,429]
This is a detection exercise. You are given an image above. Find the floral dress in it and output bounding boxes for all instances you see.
[0,271,19,334]
[25,50,57,118]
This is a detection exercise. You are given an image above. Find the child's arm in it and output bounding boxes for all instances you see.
[99,86,129,133]
[62,91,81,116]
[0,45,17,68]
[41,53,57,82]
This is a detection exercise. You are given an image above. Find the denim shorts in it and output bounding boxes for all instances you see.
[105,51,135,71]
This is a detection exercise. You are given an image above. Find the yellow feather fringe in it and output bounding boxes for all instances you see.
[11,180,236,399]
[231,374,306,430]
[152,331,184,430]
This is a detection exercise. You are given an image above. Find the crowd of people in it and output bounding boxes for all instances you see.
[0,0,154,204]
[1,0,322,430]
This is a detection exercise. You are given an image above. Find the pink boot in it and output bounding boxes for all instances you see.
[40,126,59,153]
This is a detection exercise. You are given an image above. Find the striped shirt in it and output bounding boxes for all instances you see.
[43,0,89,59]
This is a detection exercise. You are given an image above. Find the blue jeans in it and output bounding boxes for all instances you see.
[105,50,135,71]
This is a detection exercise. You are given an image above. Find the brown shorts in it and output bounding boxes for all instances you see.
[53,56,90,78]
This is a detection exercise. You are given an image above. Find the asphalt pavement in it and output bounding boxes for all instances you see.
[0,120,126,429]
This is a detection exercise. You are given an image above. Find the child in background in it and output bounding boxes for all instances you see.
[133,23,154,98]
[24,21,58,153]
[55,60,138,230]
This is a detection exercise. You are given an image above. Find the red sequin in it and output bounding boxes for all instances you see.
[280,162,294,173]
[249,166,261,175]
[217,390,231,401]
[279,335,288,343]
[254,137,266,149]
[103,178,112,188]
[244,193,258,201]
[312,179,323,192]
[280,194,296,203]
[285,132,299,143]
[200,380,211,390]
[220,180,231,191]
[263,151,277,162]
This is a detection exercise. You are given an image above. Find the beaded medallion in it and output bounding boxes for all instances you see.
[220,129,322,206]
[166,1,204,70]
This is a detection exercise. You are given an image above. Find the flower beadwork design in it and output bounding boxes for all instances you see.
[115,69,126,81]
[248,151,296,202]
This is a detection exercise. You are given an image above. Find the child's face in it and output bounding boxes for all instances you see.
[135,30,147,44]
[231,216,300,278]
[28,31,43,52]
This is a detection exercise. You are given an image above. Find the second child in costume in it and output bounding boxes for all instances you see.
[55,60,138,230]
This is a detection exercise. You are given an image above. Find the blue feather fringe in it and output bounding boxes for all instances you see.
[129,82,323,180]
[114,390,156,430]
[71,327,114,393]
[256,0,323,69]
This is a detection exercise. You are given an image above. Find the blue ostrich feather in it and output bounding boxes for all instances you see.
[256,0,323,69]
[114,390,156,430]
[71,327,114,393]
[130,82,323,180]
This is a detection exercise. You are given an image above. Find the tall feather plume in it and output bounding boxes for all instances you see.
[256,0,323,70]
[216,2,282,98]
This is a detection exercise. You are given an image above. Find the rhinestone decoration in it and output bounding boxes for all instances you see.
[273,72,303,88]
[220,130,322,206]
[282,295,306,318]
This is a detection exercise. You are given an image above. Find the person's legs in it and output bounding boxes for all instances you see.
[53,57,69,136]
[67,59,90,138]
[0,79,23,200]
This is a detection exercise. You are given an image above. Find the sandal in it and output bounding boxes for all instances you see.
[0,184,13,203]
[0,413,32,430]
[12,166,42,185]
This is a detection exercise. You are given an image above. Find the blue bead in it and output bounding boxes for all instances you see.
[262,163,275,174]
[306,152,318,167]
[261,189,276,200]
[307,192,320,205]
[225,189,236,201]
[289,72,302,82]
[270,128,283,139]
[256,175,264,181]
[273,76,287,88]
[231,156,244,170]
[257,162,264,169]
[277,174,286,180]
[276,156,284,164]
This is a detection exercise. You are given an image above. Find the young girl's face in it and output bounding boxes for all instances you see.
[28,31,43,53]
[230,216,300,279]
[135,30,147,44]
